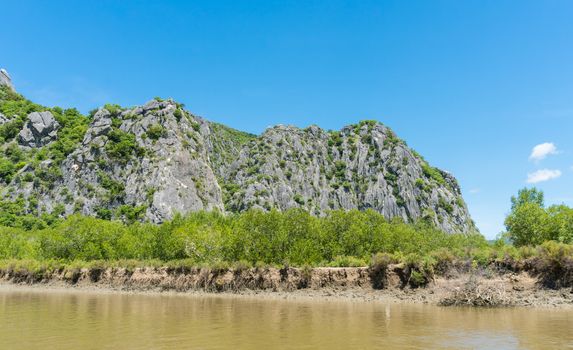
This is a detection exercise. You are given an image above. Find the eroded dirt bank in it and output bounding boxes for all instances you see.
[1,265,572,308]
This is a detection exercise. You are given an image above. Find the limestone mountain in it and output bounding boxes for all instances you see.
[0,69,14,92]
[0,69,475,233]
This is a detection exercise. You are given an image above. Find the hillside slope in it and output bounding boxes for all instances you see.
[0,70,474,233]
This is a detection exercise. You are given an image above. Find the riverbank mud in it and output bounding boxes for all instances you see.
[1,264,572,308]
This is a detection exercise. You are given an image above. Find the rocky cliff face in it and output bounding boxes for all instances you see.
[7,99,224,223]
[218,122,473,233]
[0,70,475,233]
[0,69,14,91]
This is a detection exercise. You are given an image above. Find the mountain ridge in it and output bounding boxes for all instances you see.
[0,69,475,233]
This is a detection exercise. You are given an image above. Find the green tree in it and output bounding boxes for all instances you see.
[505,202,549,246]
[505,187,549,246]
[510,187,544,210]
[546,205,573,243]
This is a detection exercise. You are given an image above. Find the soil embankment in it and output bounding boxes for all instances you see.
[1,264,572,308]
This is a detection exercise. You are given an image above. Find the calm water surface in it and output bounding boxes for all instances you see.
[0,287,571,349]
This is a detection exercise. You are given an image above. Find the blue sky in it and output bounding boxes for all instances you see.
[2,0,572,238]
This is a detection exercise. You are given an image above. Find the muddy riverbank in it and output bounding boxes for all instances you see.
[1,264,572,308]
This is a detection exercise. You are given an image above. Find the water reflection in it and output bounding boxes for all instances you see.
[0,287,571,349]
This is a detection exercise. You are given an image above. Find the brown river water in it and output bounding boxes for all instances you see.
[0,287,572,350]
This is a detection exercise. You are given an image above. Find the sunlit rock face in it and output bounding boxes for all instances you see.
[0,69,14,91]
[18,111,60,148]
[217,122,474,233]
[0,69,475,233]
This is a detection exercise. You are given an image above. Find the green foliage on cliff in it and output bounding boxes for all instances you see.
[211,122,255,145]
[421,163,446,185]
[208,122,257,179]
[146,124,166,140]
[0,86,43,119]
[0,87,90,192]
[0,86,43,143]
[47,107,89,164]
[105,129,142,161]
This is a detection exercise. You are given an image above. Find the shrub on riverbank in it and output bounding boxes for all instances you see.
[0,209,487,266]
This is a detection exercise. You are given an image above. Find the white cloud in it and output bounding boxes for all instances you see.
[529,142,558,161]
[469,188,481,194]
[526,169,562,184]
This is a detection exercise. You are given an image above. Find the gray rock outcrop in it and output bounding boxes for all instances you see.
[0,69,14,91]
[0,84,475,233]
[55,99,223,223]
[215,122,474,233]
[0,113,8,126]
[18,111,60,148]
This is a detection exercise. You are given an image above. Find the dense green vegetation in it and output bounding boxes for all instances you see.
[0,187,572,283]
[504,187,573,246]
[0,209,486,266]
